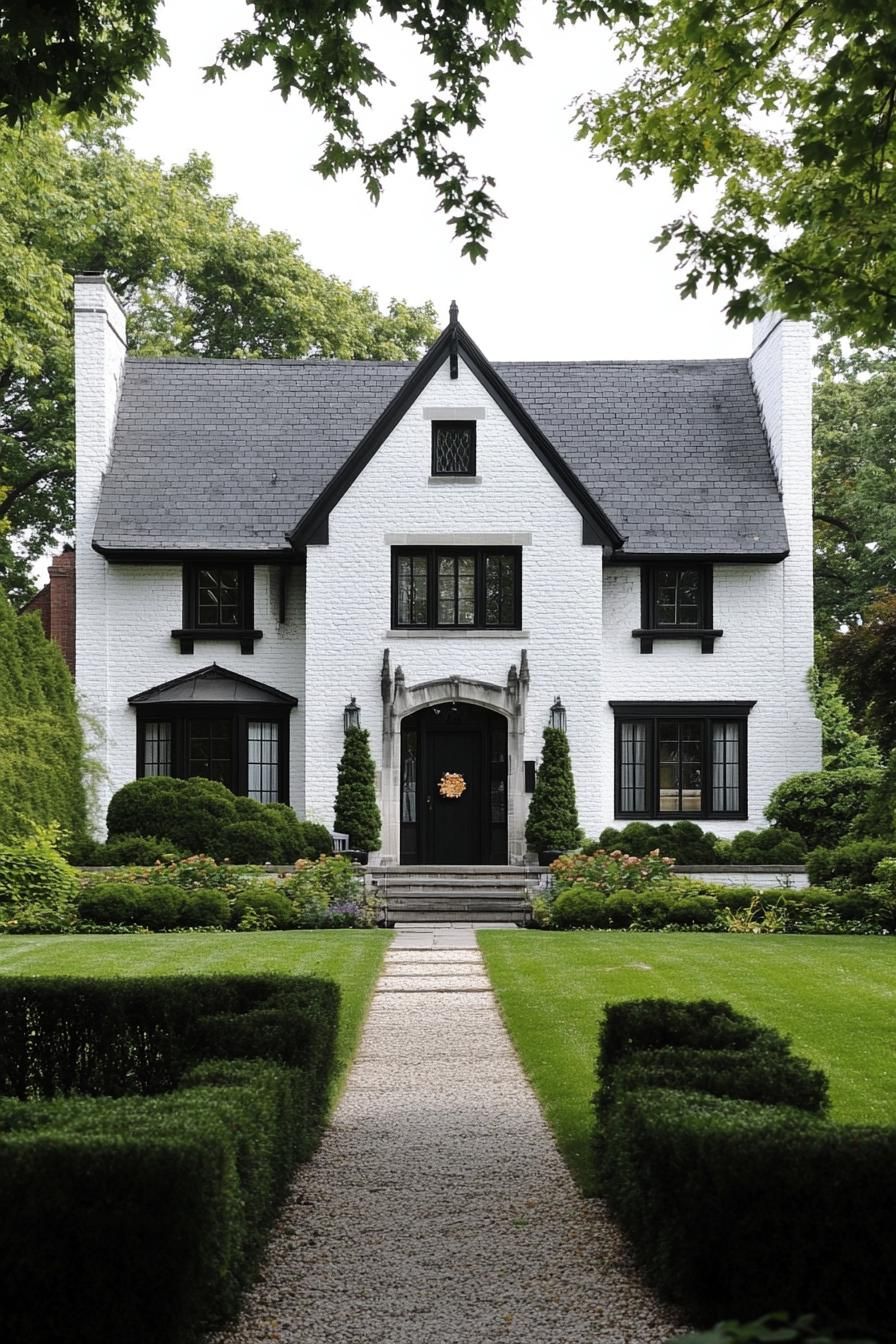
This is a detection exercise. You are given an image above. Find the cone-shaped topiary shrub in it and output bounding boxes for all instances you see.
[525,726,581,855]
[333,727,381,853]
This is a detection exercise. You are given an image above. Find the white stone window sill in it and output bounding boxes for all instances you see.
[427,475,482,485]
[387,628,529,640]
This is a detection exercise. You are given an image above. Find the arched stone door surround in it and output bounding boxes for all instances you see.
[379,649,529,864]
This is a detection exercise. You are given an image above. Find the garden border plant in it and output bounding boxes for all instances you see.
[0,973,340,1344]
[595,998,896,1335]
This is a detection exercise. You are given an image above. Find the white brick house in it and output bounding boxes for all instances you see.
[75,275,821,863]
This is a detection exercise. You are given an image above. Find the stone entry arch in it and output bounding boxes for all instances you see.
[379,651,529,864]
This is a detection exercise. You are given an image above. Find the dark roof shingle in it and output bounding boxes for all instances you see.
[94,354,787,557]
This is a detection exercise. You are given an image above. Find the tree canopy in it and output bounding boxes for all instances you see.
[2,2,895,342]
[0,112,437,603]
[828,591,896,756]
[813,359,896,634]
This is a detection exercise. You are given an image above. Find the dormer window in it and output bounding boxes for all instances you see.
[172,564,261,654]
[432,420,476,476]
[634,563,722,653]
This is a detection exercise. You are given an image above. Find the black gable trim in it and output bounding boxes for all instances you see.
[94,543,300,564]
[128,662,299,706]
[604,549,789,565]
[287,322,625,551]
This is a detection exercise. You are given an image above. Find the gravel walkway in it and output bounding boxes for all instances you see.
[212,928,679,1344]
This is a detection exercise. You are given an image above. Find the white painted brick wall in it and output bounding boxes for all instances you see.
[750,315,822,780]
[304,358,603,855]
[76,303,820,849]
[89,565,306,830]
[74,277,127,831]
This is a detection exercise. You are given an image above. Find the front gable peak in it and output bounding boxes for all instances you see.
[286,311,625,550]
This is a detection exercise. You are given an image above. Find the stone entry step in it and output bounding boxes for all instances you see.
[367,864,546,927]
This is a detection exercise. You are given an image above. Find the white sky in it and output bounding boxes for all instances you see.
[121,0,752,362]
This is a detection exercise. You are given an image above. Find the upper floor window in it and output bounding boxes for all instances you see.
[174,564,259,653]
[432,420,476,476]
[635,564,720,653]
[392,547,521,630]
[187,565,251,629]
[652,567,704,627]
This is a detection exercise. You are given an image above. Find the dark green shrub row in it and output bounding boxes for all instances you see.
[0,1060,311,1343]
[78,880,230,930]
[594,821,806,865]
[603,1088,896,1332]
[0,974,338,1101]
[69,833,189,866]
[0,974,339,1343]
[74,855,371,932]
[765,767,883,850]
[546,879,893,933]
[805,837,896,890]
[596,999,893,1334]
[597,998,794,1071]
[105,776,333,864]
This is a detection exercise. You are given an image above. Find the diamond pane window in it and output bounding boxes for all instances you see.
[484,553,516,627]
[432,421,476,476]
[397,554,428,625]
[437,553,476,626]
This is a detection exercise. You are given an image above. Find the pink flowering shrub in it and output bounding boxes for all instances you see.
[551,847,674,897]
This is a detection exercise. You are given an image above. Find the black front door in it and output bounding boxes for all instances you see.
[400,704,507,865]
[430,730,480,864]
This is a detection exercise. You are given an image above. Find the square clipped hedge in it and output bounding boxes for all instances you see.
[594,998,895,1335]
[0,975,339,1344]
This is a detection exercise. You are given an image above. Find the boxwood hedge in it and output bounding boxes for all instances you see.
[0,974,339,1343]
[595,998,894,1335]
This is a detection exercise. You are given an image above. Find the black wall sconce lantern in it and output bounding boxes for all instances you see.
[548,696,567,732]
[343,697,361,732]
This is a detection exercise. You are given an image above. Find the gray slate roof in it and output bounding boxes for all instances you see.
[95,355,787,556]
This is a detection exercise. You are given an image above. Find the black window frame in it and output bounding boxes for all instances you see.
[611,701,753,821]
[431,420,477,477]
[634,564,722,653]
[391,546,522,630]
[173,564,261,654]
[135,703,291,803]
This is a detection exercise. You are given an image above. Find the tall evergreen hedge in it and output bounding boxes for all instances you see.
[0,590,87,845]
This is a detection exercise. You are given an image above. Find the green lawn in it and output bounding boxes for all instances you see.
[478,931,896,1192]
[0,930,391,1094]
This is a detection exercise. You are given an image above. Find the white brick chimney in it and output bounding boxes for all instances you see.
[750,314,822,775]
[74,274,127,831]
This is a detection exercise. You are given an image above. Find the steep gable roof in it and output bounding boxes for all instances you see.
[94,332,788,560]
[287,319,624,548]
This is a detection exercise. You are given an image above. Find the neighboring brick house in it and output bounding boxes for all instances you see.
[74,274,821,861]
[21,545,76,675]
